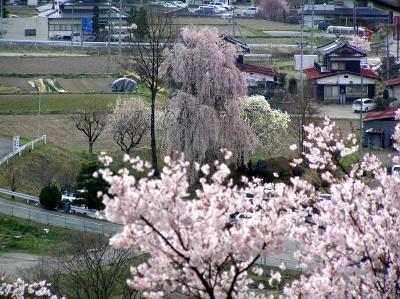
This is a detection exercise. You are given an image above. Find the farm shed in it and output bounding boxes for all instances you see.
[362,109,398,149]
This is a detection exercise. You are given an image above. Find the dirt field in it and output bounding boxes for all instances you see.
[0,56,121,75]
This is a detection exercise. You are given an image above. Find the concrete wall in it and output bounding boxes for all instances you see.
[0,17,48,40]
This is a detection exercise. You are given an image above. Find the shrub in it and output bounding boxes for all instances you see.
[375,96,396,111]
[39,184,61,210]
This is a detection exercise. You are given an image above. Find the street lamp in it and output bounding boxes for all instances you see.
[41,228,49,273]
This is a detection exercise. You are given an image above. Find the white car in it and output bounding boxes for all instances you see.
[242,6,258,16]
[392,164,400,174]
[207,4,225,13]
[220,12,233,19]
[352,98,376,113]
[210,2,230,11]
[172,0,188,8]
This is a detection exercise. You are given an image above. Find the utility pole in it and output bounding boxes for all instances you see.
[118,0,122,54]
[1,0,3,19]
[232,6,235,37]
[310,0,314,54]
[38,90,42,137]
[107,7,111,89]
[386,11,391,80]
[359,72,364,146]
[300,3,305,152]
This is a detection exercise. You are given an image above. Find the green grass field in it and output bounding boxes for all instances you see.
[0,215,74,254]
[0,90,168,114]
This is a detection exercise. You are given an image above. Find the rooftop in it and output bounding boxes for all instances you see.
[363,109,398,122]
[384,78,400,86]
[236,63,278,77]
[317,40,367,57]
[304,67,379,80]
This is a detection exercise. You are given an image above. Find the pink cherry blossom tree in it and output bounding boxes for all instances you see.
[99,110,400,298]
[349,35,371,53]
[259,0,289,21]
[163,27,256,169]
[0,277,58,298]
[99,149,295,299]
[283,117,400,298]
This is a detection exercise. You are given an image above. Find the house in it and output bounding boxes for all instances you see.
[304,40,379,104]
[221,35,279,88]
[236,63,278,87]
[363,109,398,149]
[302,0,389,29]
[0,16,48,40]
[384,78,400,100]
[38,0,128,40]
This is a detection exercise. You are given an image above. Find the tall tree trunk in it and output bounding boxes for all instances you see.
[89,141,93,154]
[150,90,159,176]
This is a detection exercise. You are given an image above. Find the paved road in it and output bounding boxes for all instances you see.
[0,137,12,160]
[0,252,41,278]
[318,103,360,120]
[0,197,122,236]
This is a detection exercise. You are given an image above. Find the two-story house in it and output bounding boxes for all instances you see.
[304,40,379,104]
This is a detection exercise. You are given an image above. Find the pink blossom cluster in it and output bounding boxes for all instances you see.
[99,112,400,298]
[349,35,371,53]
[99,150,297,298]
[0,277,59,299]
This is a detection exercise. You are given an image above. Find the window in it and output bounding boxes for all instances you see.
[331,62,346,71]
[24,29,36,36]
[324,85,339,98]
[347,85,368,94]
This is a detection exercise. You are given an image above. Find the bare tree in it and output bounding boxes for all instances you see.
[124,8,178,176]
[72,111,107,153]
[20,233,140,299]
[1,161,23,193]
[287,78,320,153]
[109,98,149,155]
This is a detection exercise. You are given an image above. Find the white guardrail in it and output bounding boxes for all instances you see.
[0,135,46,166]
[0,188,39,203]
[0,201,107,234]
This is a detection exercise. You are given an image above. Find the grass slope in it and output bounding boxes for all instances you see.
[0,215,74,254]
[0,143,90,196]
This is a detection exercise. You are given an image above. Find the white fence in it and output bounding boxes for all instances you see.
[0,201,117,235]
[0,135,46,166]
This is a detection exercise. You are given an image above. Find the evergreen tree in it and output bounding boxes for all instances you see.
[1,0,9,18]
[76,161,109,210]
[92,5,100,39]
[133,7,149,40]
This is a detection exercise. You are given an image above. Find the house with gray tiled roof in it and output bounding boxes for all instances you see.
[304,39,380,104]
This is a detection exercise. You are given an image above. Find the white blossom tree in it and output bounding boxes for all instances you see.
[240,95,290,155]
[259,0,288,21]
[0,277,58,298]
[349,35,371,53]
[109,98,149,155]
[164,27,256,168]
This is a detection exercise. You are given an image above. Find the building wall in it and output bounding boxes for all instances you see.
[316,73,375,85]
[244,72,275,86]
[363,119,396,148]
[0,17,48,40]
[388,85,400,100]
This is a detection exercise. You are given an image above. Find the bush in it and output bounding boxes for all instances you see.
[375,96,397,111]
[39,185,61,210]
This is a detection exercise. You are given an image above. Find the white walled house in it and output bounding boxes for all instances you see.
[236,63,278,87]
[384,78,400,101]
[304,40,379,104]
[0,17,48,40]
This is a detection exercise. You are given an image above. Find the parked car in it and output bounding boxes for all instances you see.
[391,164,400,174]
[210,1,231,11]
[242,6,258,16]
[352,98,376,113]
[207,4,225,13]
[195,6,217,15]
[229,212,252,225]
[220,12,233,19]
[172,0,188,8]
